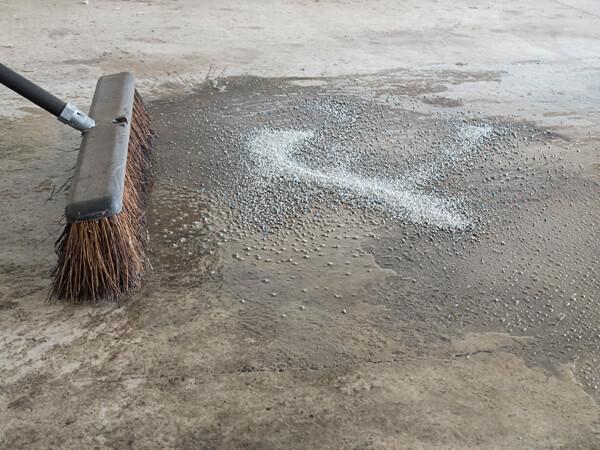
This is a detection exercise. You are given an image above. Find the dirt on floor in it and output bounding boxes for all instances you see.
[2,72,600,449]
[2,1,600,449]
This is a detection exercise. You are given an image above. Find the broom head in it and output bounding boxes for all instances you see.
[51,72,153,302]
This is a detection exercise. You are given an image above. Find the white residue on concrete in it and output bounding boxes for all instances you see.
[245,128,471,230]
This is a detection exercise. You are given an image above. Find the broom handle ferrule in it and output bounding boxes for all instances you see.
[0,63,95,131]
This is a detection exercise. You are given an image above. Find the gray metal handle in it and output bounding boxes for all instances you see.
[0,63,95,131]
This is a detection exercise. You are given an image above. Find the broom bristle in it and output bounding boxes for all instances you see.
[50,91,153,302]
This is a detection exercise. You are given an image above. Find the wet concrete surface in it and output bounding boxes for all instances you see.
[149,75,600,386]
[1,71,600,450]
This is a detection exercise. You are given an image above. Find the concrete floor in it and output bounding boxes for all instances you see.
[1,1,600,448]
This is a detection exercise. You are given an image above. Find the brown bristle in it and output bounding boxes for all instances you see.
[50,91,153,302]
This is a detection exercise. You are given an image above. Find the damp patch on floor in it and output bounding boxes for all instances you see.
[148,76,600,399]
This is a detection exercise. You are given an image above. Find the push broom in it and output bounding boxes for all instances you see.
[0,63,154,302]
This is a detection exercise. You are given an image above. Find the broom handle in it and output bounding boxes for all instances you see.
[0,63,66,116]
[0,63,95,131]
